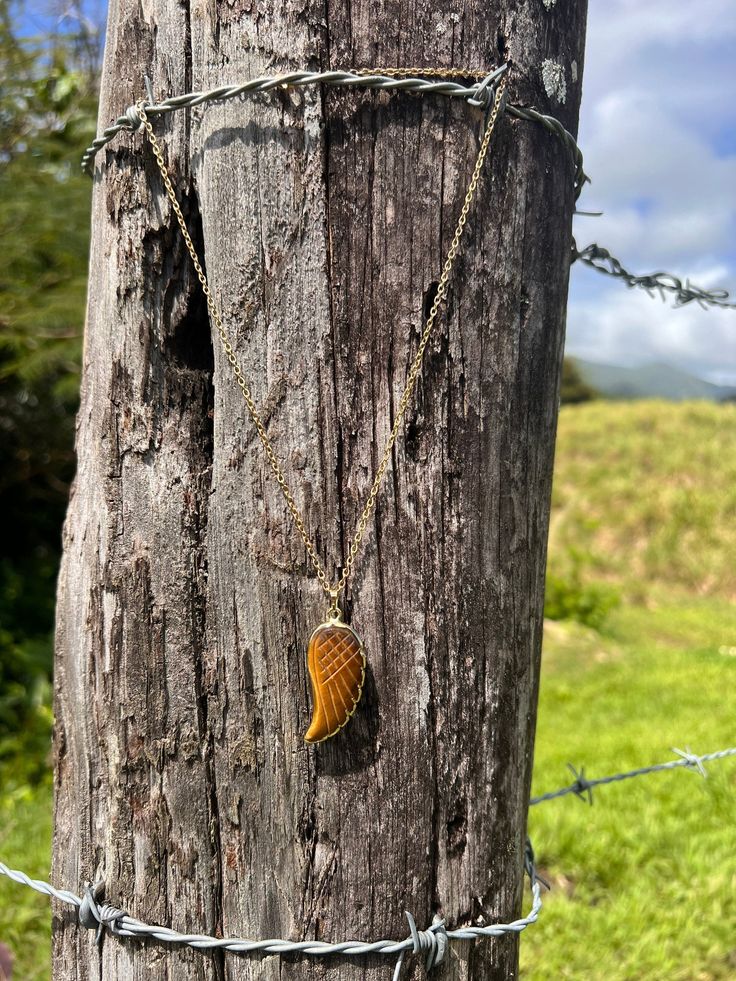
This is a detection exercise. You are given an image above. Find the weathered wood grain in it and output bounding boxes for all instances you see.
[53,1,587,978]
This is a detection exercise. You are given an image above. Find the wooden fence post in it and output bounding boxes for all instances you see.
[53,2,587,978]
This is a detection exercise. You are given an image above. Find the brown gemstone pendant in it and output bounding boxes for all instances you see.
[304,617,366,743]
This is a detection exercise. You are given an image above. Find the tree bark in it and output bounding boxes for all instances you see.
[53,2,587,979]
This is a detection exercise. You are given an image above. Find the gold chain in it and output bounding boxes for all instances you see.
[357,67,487,79]
[137,75,506,607]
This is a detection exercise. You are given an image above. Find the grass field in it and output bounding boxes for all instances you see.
[0,777,52,980]
[1,399,734,979]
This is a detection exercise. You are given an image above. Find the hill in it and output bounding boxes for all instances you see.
[571,358,736,402]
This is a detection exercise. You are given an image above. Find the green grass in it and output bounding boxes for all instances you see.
[0,680,53,979]
[1,400,735,979]
[523,602,736,980]
[0,773,52,981]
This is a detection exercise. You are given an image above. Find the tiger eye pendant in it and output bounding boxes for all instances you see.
[304,615,366,743]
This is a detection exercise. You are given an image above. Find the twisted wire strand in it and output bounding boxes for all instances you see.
[506,102,588,197]
[81,68,501,172]
[572,242,736,309]
[80,66,588,196]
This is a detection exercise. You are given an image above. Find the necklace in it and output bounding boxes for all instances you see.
[136,72,506,743]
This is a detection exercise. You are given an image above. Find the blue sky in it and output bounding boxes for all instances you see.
[569,0,736,382]
[18,1,736,381]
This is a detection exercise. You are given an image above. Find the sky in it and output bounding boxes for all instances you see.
[17,1,736,382]
[569,0,736,382]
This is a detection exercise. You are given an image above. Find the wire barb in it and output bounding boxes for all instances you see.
[567,763,594,805]
[672,746,708,778]
[393,911,448,979]
[466,64,508,109]
[524,838,550,892]
[78,882,128,944]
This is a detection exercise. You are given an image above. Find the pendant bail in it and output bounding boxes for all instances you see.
[327,588,342,621]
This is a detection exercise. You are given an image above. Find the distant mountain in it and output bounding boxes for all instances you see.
[571,358,736,402]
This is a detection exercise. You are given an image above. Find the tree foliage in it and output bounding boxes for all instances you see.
[560,356,598,404]
[0,3,98,778]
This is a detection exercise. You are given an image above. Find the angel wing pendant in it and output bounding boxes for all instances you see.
[304,618,366,743]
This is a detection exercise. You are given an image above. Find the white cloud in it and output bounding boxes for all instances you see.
[568,270,736,382]
[567,0,736,375]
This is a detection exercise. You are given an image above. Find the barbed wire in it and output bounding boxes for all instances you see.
[0,847,543,980]
[1,744,734,975]
[82,70,736,310]
[529,745,736,805]
[81,65,589,197]
[572,242,736,309]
